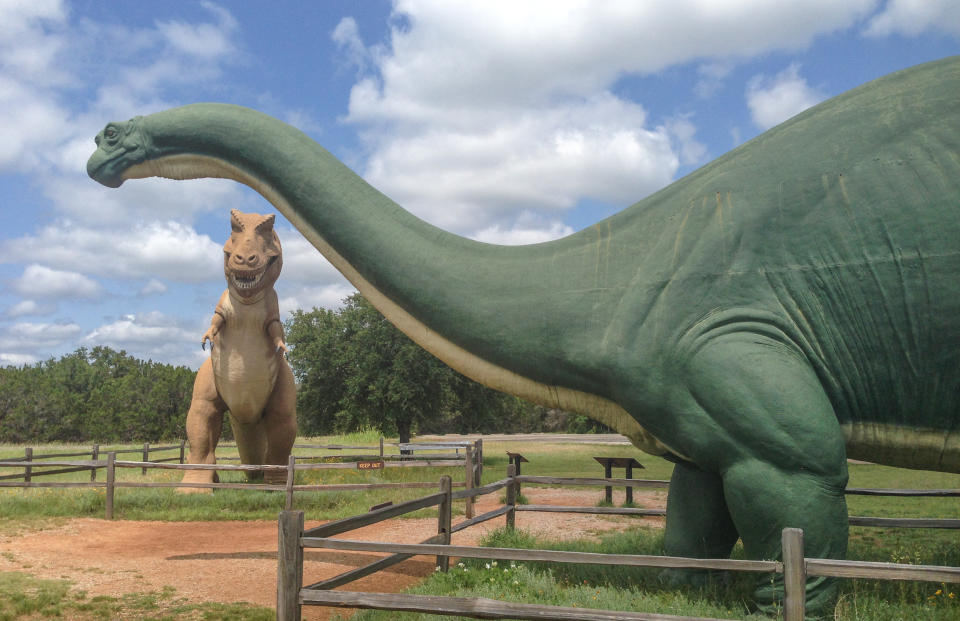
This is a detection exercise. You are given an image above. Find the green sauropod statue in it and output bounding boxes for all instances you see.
[87,57,960,612]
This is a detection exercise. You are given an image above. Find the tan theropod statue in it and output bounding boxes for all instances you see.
[179,209,297,492]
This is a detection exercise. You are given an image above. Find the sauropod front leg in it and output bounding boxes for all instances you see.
[679,331,849,614]
[178,359,227,494]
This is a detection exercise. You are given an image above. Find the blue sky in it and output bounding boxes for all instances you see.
[1,0,959,369]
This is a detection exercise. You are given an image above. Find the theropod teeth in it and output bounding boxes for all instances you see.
[230,270,264,291]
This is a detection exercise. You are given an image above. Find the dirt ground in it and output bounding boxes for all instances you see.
[0,487,665,620]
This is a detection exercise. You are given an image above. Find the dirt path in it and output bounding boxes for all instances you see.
[0,488,664,620]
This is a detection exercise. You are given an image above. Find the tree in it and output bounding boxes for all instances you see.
[285,306,346,436]
[0,347,195,443]
[286,294,525,442]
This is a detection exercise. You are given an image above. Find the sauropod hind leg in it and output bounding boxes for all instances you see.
[661,459,738,588]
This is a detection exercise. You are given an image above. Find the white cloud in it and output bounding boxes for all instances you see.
[339,0,873,240]
[0,352,38,366]
[730,126,742,147]
[0,321,82,351]
[664,116,707,166]
[0,0,71,172]
[4,299,56,317]
[0,0,245,216]
[472,220,575,246]
[362,94,678,234]
[12,264,102,299]
[746,64,826,130]
[139,279,168,296]
[76,311,208,368]
[85,315,194,346]
[279,229,352,286]
[865,0,960,37]
[695,61,734,99]
[156,1,238,60]
[2,220,222,282]
[350,0,875,117]
[84,311,206,367]
[332,16,369,75]
[0,0,68,83]
[43,161,248,226]
[278,283,357,317]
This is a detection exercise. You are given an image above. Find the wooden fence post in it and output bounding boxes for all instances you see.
[285,455,296,511]
[506,464,517,529]
[603,459,613,504]
[90,444,99,481]
[105,452,116,520]
[141,443,149,475]
[782,528,806,621]
[437,475,452,572]
[277,510,304,621]
[379,436,384,458]
[464,446,474,519]
[474,438,483,486]
[23,447,32,483]
[179,439,186,464]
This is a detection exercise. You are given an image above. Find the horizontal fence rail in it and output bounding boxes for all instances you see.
[0,437,480,476]
[300,538,782,573]
[299,590,733,621]
[4,437,958,620]
[2,446,957,530]
[0,439,481,519]
[280,462,960,621]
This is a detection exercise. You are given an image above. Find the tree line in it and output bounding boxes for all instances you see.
[285,294,608,443]
[0,346,195,443]
[0,295,608,443]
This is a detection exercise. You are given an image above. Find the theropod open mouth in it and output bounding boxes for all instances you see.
[228,256,278,293]
[229,270,264,291]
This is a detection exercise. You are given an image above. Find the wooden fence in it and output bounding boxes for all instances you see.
[0,442,187,482]
[509,474,960,529]
[0,438,480,475]
[277,464,960,621]
[0,439,482,518]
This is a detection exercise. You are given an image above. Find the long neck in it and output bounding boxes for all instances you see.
[137,104,639,403]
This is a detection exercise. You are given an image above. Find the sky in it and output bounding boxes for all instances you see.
[1,0,959,370]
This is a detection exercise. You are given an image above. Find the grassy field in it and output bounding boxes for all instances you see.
[0,572,273,621]
[2,433,960,620]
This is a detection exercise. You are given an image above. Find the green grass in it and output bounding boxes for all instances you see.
[0,572,273,621]
[3,435,960,619]
[342,527,761,620]
[0,436,676,524]
[0,435,472,523]
[345,525,960,621]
